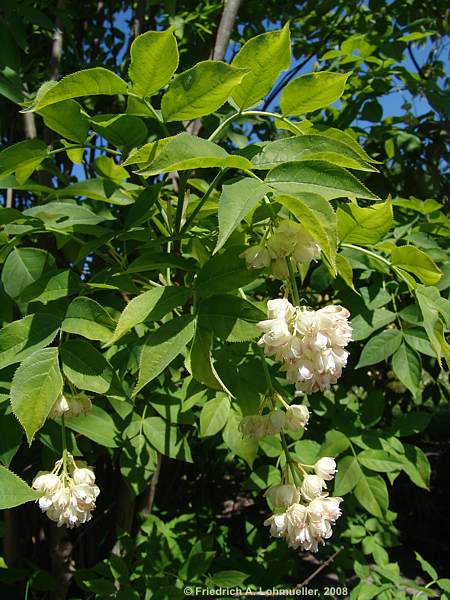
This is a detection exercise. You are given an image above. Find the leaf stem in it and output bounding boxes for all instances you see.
[142,97,170,137]
[61,413,68,474]
[180,168,228,234]
[286,256,300,306]
[208,109,304,142]
[280,432,301,486]
[341,243,391,267]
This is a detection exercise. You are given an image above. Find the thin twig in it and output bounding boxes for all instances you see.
[297,547,343,588]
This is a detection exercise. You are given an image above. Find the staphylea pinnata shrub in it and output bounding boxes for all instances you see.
[0,22,449,596]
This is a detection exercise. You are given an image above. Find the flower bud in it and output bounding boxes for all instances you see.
[285,404,310,431]
[68,394,92,417]
[242,246,271,270]
[239,415,267,439]
[300,474,326,501]
[266,410,286,434]
[49,394,71,418]
[314,457,337,481]
[265,484,300,508]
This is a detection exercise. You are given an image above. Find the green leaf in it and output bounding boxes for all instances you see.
[107,286,191,346]
[208,571,249,588]
[62,297,116,342]
[415,552,438,581]
[142,416,183,459]
[61,340,117,394]
[391,246,441,285]
[391,411,431,437]
[438,579,450,593]
[198,296,266,343]
[10,347,63,444]
[319,429,350,456]
[336,253,355,290]
[1,247,55,300]
[134,133,252,176]
[89,114,147,151]
[0,465,41,509]
[333,455,363,496]
[199,394,231,437]
[266,161,379,201]
[351,308,397,341]
[0,139,48,180]
[354,472,388,518]
[161,60,249,122]
[56,178,136,205]
[215,177,269,253]
[356,329,402,368]
[63,404,118,447]
[415,285,450,367]
[231,23,291,109]
[129,28,179,98]
[222,410,258,467]
[18,269,80,304]
[189,321,232,395]
[25,67,128,111]
[195,247,258,299]
[276,193,337,272]
[37,99,89,143]
[23,201,108,230]
[391,342,421,395]
[357,450,404,473]
[280,71,350,115]
[251,135,377,172]
[0,313,61,370]
[400,444,431,490]
[134,316,195,396]
[337,199,393,245]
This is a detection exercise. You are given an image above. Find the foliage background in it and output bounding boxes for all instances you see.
[0,0,449,598]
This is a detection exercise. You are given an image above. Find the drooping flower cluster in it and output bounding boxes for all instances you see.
[240,403,309,440]
[264,457,342,552]
[32,454,99,528]
[49,393,92,419]
[257,298,352,394]
[242,219,321,278]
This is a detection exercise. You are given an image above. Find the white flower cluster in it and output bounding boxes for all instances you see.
[49,393,92,419]
[240,404,309,440]
[242,220,321,278]
[32,456,99,528]
[257,298,352,394]
[264,458,342,552]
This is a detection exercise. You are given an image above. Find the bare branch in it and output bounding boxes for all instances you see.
[49,0,66,81]
[297,547,343,588]
[211,0,243,61]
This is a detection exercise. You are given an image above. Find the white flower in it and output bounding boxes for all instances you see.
[267,298,295,321]
[265,484,300,508]
[258,299,352,395]
[73,467,96,485]
[32,456,99,528]
[300,474,326,501]
[285,404,310,430]
[263,512,288,538]
[322,496,343,522]
[241,246,271,270]
[314,457,337,481]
